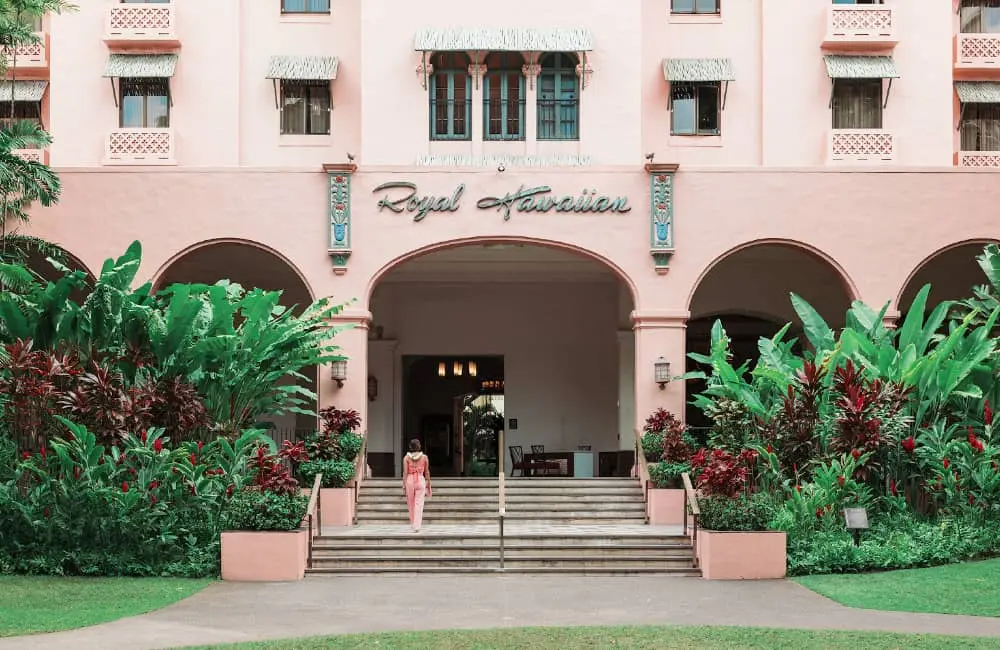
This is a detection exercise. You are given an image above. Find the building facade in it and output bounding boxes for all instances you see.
[9,0,1000,476]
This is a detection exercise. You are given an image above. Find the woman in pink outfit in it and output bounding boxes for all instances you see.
[403,438,431,532]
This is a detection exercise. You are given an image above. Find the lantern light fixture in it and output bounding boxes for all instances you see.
[453,361,463,376]
[654,357,671,389]
[438,362,446,377]
[331,360,347,388]
[468,361,478,377]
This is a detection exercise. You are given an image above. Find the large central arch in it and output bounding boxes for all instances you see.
[364,238,639,479]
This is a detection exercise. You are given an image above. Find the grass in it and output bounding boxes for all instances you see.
[184,625,1000,650]
[0,576,213,637]
[795,557,1000,617]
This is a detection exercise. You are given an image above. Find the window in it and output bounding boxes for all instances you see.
[483,53,524,141]
[831,79,882,129]
[430,53,471,141]
[537,53,579,141]
[120,78,169,128]
[961,103,1000,151]
[0,101,41,130]
[671,0,720,14]
[281,81,330,135]
[670,83,721,135]
[281,0,330,14]
[960,0,1000,33]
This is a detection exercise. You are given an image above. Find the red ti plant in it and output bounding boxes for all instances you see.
[249,441,309,495]
[642,409,692,464]
[319,406,361,435]
[690,448,758,497]
[761,360,825,475]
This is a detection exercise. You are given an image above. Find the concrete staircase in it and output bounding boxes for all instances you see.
[307,477,699,576]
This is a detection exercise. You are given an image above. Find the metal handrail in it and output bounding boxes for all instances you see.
[351,431,368,525]
[681,472,700,568]
[498,470,506,571]
[633,427,652,511]
[304,472,323,569]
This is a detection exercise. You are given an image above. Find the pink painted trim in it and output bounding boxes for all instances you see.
[149,237,316,299]
[893,238,1000,310]
[363,235,640,310]
[685,238,861,311]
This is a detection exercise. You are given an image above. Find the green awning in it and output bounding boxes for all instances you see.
[0,80,47,102]
[824,55,899,79]
[662,58,735,82]
[103,53,178,78]
[956,81,1000,103]
[266,55,339,81]
[414,27,593,52]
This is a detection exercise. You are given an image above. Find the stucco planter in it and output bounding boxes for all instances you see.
[647,488,685,525]
[220,528,308,582]
[302,487,355,527]
[697,530,786,580]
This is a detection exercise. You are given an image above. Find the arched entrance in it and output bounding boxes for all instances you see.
[898,241,996,316]
[686,242,855,430]
[21,245,93,304]
[154,240,319,441]
[366,241,637,479]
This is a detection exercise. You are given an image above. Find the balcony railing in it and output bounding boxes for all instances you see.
[959,151,1000,168]
[2,32,47,69]
[104,128,175,165]
[823,5,896,50]
[956,33,1000,70]
[104,3,178,46]
[828,129,894,163]
[12,148,47,164]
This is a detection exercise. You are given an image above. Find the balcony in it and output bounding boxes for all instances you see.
[828,129,894,163]
[104,3,178,48]
[2,32,48,71]
[823,5,896,51]
[104,128,175,165]
[956,33,1000,71]
[12,149,48,165]
[959,151,1000,168]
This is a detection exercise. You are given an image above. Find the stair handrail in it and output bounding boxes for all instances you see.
[498,470,506,571]
[633,427,652,500]
[304,472,323,569]
[351,430,368,524]
[681,472,700,568]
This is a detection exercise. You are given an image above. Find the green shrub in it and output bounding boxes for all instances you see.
[699,493,776,532]
[337,432,363,463]
[641,432,663,463]
[223,490,307,532]
[649,461,689,489]
[469,460,497,477]
[299,458,355,488]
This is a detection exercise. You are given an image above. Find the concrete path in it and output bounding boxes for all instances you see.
[4,575,1000,650]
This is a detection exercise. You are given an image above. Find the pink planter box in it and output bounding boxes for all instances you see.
[220,529,308,582]
[302,486,355,528]
[698,530,787,580]
[647,488,685,525]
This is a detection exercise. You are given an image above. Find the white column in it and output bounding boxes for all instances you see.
[469,64,487,158]
[522,62,540,155]
[617,330,636,451]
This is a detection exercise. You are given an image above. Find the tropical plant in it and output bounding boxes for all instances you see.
[299,406,361,488]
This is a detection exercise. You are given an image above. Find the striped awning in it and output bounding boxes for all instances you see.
[662,58,735,82]
[103,53,178,78]
[266,55,339,81]
[414,27,593,52]
[956,81,1000,103]
[0,80,47,102]
[824,55,899,79]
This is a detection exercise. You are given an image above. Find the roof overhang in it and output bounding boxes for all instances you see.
[0,80,47,102]
[956,81,1000,104]
[265,55,339,110]
[825,55,899,110]
[662,58,735,109]
[102,53,178,108]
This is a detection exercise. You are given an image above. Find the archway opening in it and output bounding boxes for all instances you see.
[898,242,995,317]
[367,242,636,479]
[21,245,93,304]
[154,241,318,443]
[686,243,853,431]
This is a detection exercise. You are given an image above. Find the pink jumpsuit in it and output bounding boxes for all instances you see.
[404,454,428,531]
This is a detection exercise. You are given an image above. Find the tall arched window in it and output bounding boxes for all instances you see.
[483,53,524,141]
[537,53,579,141]
[430,52,471,140]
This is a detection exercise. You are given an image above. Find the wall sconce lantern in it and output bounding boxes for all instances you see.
[330,360,347,388]
[453,361,464,376]
[367,375,378,402]
[654,357,671,390]
[468,360,478,377]
[437,362,446,377]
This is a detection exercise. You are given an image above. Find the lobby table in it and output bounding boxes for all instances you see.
[524,451,595,477]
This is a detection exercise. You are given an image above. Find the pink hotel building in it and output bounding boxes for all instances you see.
[11,0,1000,477]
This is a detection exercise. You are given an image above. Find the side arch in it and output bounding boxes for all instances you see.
[895,239,999,313]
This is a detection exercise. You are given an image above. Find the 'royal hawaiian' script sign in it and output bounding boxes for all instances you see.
[372,181,632,221]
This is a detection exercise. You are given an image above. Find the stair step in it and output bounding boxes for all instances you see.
[306,566,701,576]
[359,494,644,502]
[356,503,646,513]
[315,535,688,546]
[312,544,692,557]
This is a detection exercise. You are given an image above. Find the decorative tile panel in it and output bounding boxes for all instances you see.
[957,34,1000,68]
[646,165,678,274]
[325,165,356,275]
[960,152,1000,168]
[827,6,894,38]
[828,129,894,163]
[12,149,45,164]
[106,4,176,40]
[104,128,175,165]
[2,33,46,68]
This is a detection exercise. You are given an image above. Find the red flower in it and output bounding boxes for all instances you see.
[986,400,994,426]
[67,432,74,442]
[901,437,916,454]
[197,440,204,452]
[890,479,898,496]
[189,453,197,465]
[851,449,861,460]
[226,485,234,497]
[969,430,985,453]
[189,484,196,495]
[39,447,46,459]
[815,507,824,519]
[141,430,148,443]
[837,476,845,487]
[150,495,158,506]
[795,485,802,493]
[969,493,976,505]
[21,451,30,460]
[73,466,81,480]
[148,480,159,490]
[943,458,950,470]
[121,482,129,493]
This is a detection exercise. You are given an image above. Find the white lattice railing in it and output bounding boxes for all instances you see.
[12,149,46,164]
[105,4,175,40]
[957,33,1000,67]
[960,151,1000,168]
[104,128,175,165]
[2,32,46,67]
[828,129,894,163]
[826,5,894,40]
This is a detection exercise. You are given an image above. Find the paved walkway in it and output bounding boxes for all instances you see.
[4,575,1000,650]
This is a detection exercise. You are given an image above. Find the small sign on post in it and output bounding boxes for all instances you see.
[843,507,869,546]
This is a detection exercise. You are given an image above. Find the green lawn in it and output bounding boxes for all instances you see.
[184,626,1000,650]
[0,576,213,637]
[795,558,1000,617]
